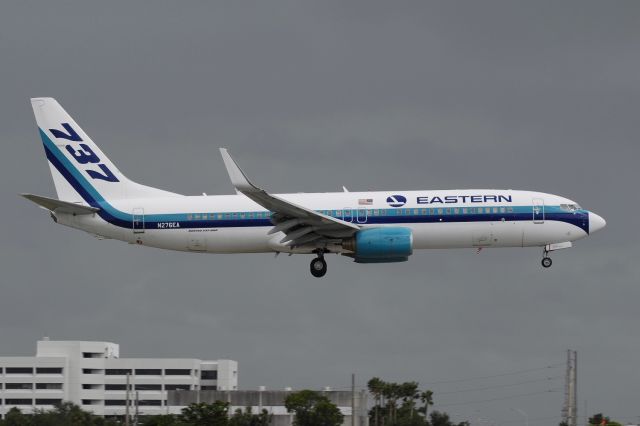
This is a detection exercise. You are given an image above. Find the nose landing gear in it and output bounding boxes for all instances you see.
[310,251,327,278]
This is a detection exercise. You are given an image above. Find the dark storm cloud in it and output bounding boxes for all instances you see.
[2,1,639,424]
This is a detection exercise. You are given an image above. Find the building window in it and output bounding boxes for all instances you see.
[82,384,102,390]
[164,369,190,376]
[200,371,217,380]
[82,369,103,374]
[105,369,133,376]
[6,368,33,374]
[36,383,62,390]
[6,383,33,390]
[135,384,161,391]
[164,384,191,391]
[105,384,128,391]
[139,400,162,406]
[5,399,32,405]
[201,386,217,391]
[35,399,62,405]
[105,400,127,406]
[135,369,161,375]
[83,352,104,359]
[36,367,63,374]
[82,399,101,405]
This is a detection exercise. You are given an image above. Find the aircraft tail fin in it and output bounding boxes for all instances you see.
[30,97,179,203]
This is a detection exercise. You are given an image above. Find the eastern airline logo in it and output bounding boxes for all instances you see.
[386,195,406,207]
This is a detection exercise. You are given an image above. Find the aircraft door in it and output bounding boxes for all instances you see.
[357,208,367,223]
[132,208,145,234]
[532,198,545,224]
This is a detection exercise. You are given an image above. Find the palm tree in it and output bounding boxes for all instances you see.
[368,378,386,426]
[420,390,434,422]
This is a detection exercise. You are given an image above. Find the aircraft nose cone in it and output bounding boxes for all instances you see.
[589,212,606,234]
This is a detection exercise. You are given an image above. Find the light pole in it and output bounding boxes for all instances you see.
[511,408,529,426]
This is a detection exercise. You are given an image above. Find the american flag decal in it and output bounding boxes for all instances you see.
[358,198,373,205]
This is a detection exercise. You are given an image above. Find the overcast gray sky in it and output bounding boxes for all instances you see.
[2,1,639,424]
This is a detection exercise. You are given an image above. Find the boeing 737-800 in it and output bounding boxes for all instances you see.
[22,98,606,277]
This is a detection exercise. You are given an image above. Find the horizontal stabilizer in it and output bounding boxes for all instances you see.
[21,193,99,215]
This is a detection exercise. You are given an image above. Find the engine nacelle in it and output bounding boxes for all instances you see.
[343,227,413,263]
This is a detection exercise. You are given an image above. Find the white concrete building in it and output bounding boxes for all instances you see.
[0,339,237,419]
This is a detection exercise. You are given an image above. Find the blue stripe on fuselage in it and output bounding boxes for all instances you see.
[39,128,589,234]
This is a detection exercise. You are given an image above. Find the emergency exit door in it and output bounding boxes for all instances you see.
[132,208,145,233]
[532,198,544,224]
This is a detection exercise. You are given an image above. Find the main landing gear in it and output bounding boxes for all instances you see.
[310,251,328,278]
[541,249,552,268]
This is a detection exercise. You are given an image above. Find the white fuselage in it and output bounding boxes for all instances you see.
[27,97,607,276]
[54,189,595,255]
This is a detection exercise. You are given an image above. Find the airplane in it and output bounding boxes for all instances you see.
[22,97,606,277]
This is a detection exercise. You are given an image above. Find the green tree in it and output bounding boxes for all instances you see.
[367,378,434,426]
[31,402,117,426]
[418,390,433,421]
[35,401,96,425]
[141,414,184,426]
[284,390,344,426]
[588,414,622,426]
[428,411,467,426]
[2,407,31,426]
[229,407,272,426]
[179,401,230,426]
[368,378,386,426]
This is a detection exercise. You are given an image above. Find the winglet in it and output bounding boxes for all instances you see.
[219,148,261,193]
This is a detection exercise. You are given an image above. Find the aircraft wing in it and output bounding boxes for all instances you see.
[220,149,359,247]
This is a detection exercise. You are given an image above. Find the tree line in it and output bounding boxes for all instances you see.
[0,378,472,426]
[367,378,467,426]
[0,401,271,426]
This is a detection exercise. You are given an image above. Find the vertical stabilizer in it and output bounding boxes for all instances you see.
[31,97,179,202]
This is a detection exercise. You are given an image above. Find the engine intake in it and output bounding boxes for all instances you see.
[343,227,413,262]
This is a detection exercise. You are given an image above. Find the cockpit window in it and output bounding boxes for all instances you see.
[560,203,581,211]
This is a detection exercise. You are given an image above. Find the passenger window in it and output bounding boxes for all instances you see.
[437,209,443,215]
[463,208,468,214]
[500,207,506,213]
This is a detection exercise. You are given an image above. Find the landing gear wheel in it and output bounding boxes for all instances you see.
[541,257,552,268]
[310,257,327,278]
